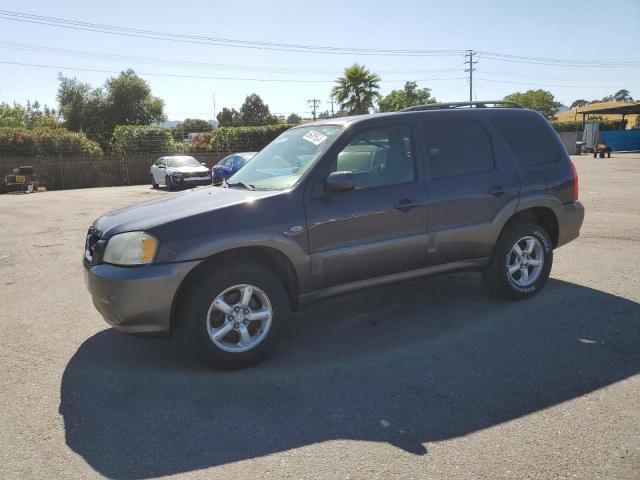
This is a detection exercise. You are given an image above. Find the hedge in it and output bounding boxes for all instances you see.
[551,119,628,132]
[110,125,178,154]
[0,127,103,156]
[209,124,292,153]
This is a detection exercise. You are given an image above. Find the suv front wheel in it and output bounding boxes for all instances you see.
[482,222,553,300]
[177,263,289,369]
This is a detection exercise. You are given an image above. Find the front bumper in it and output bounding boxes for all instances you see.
[174,176,212,187]
[556,201,585,248]
[84,259,199,334]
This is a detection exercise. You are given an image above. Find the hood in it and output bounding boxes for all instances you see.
[93,186,277,238]
[167,165,210,174]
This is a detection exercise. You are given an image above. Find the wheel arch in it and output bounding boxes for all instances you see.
[170,246,300,333]
[503,206,560,248]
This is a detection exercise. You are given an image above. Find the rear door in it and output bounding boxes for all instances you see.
[305,121,428,290]
[421,114,520,264]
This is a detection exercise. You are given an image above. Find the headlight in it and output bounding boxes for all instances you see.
[103,231,158,266]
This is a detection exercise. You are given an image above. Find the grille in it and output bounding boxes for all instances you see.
[181,171,210,178]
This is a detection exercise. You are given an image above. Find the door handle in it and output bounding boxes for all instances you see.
[488,186,505,197]
[394,199,420,211]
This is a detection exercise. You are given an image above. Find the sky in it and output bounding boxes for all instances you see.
[0,0,638,121]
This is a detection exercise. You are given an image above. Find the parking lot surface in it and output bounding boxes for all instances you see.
[0,154,639,479]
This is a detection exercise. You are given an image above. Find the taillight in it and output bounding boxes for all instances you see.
[569,159,579,202]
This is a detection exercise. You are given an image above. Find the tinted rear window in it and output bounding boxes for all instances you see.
[423,119,494,178]
[491,116,564,167]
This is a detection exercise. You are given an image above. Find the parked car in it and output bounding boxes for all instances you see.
[84,101,584,369]
[212,152,257,185]
[150,155,211,190]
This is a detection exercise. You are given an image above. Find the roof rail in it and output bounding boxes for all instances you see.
[400,100,523,112]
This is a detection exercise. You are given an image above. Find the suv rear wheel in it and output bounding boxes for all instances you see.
[482,222,553,300]
[177,263,289,369]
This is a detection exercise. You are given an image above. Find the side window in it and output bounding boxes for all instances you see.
[233,156,245,170]
[220,155,232,167]
[331,124,414,190]
[491,116,563,167]
[424,119,494,179]
[157,158,165,167]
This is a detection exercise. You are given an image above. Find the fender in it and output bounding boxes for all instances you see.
[166,231,313,295]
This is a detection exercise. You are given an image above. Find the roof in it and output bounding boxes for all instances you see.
[299,102,537,129]
[575,103,640,116]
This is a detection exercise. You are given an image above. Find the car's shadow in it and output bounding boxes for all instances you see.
[60,274,640,479]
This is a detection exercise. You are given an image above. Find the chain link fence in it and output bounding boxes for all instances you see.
[0,152,229,192]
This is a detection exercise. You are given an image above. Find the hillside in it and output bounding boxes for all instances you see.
[556,101,639,128]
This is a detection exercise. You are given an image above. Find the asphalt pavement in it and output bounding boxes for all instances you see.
[0,154,638,479]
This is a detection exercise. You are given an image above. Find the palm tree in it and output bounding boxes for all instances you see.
[331,64,380,115]
[613,89,633,102]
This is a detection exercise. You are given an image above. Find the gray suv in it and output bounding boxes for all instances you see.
[84,101,584,369]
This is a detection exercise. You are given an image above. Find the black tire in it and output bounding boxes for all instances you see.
[593,152,597,158]
[151,174,158,189]
[165,175,174,191]
[599,151,605,158]
[482,221,553,300]
[177,263,290,369]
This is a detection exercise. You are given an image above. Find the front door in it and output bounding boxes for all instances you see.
[305,122,428,290]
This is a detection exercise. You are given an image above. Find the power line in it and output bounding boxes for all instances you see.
[477,51,640,68]
[474,76,624,89]
[1,10,637,67]
[0,10,466,57]
[0,40,471,75]
[0,60,466,83]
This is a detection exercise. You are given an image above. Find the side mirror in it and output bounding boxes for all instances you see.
[158,164,165,169]
[325,171,355,192]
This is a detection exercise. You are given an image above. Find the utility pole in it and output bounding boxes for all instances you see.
[328,96,335,117]
[307,98,321,121]
[464,50,477,103]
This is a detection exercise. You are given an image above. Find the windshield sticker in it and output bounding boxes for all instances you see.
[302,130,328,146]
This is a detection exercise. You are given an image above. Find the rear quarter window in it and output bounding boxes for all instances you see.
[491,116,565,167]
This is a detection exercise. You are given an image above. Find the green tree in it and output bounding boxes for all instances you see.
[570,99,589,109]
[57,69,165,144]
[504,89,561,119]
[104,69,165,126]
[287,113,302,124]
[172,118,211,139]
[239,94,278,125]
[378,81,435,112]
[613,89,633,102]
[0,102,26,128]
[331,64,380,115]
[216,107,240,126]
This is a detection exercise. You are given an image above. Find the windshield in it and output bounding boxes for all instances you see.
[167,156,201,168]
[228,126,342,190]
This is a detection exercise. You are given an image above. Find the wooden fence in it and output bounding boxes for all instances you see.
[0,152,229,191]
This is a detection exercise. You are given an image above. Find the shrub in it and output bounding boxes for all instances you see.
[186,132,213,152]
[551,118,628,133]
[0,127,103,156]
[209,124,292,153]
[109,125,177,154]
